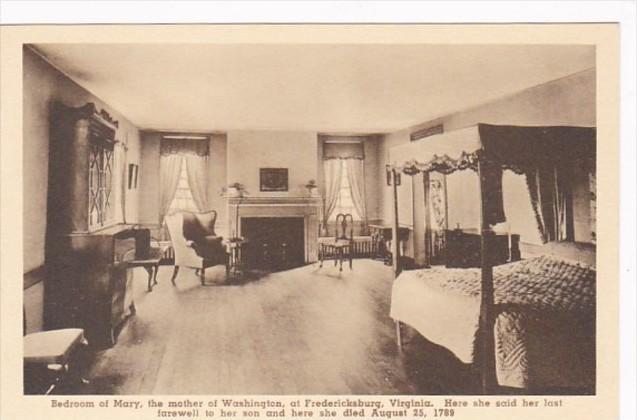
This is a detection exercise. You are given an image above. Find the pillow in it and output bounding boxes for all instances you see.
[539,241,596,268]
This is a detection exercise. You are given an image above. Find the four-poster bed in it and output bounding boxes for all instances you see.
[387,123,596,394]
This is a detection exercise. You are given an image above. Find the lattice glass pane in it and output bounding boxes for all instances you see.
[88,145,101,227]
[103,148,114,223]
[88,143,115,229]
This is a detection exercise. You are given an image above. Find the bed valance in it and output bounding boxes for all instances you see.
[389,124,596,175]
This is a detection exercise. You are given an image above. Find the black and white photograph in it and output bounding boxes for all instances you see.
[1,7,634,420]
[20,40,599,396]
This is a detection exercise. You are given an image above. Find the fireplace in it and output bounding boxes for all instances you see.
[227,196,321,264]
[241,217,305,270]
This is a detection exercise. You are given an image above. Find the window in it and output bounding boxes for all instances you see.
[168,157,198,213]
[329,160,361,221]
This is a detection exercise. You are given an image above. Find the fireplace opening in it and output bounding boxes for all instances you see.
[241,217,305,271]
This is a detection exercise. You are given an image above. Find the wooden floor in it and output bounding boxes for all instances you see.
[75,259,477,395]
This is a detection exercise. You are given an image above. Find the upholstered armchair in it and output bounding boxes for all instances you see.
[164,210,229,285]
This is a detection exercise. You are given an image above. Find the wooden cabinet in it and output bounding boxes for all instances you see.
[445,229,520,268]
[44,102,136,348]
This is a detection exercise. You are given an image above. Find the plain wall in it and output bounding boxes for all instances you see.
[23,47,142,330]
[227,130,320,197]
[379,68,596,263]
[138,132,162,224]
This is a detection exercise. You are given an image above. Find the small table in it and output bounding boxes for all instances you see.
[224,238,247,276]
[126,246,169,292]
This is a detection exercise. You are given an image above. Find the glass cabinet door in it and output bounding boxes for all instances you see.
[88,141,115,230]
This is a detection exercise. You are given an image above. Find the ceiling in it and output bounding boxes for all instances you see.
[33,44,595,134]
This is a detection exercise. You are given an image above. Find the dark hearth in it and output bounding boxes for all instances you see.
[241,217,305,271]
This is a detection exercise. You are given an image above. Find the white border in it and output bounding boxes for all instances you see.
[0,1,633,24]
[0,2,635,420]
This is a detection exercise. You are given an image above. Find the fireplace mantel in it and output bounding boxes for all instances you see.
[227,196,322,206]
[226,196,322,263]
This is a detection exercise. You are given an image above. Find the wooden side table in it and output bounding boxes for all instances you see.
[368,224,410,266]
[125,245,169,292]
[224,238,247,276]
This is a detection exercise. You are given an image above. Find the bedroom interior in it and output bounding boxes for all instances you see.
[22,42,597,395]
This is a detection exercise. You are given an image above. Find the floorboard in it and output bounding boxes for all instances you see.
[69,259,476,395]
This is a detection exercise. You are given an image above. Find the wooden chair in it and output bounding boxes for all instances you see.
[164,210,230,285]
[23,309,89,394]
[319,213,354,271]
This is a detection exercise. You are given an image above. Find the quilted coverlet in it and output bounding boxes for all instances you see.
[390,255,595,390]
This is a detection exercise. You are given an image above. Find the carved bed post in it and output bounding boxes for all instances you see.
[391,168,402,277]
[477,158,498,394]
[422,171,432,268]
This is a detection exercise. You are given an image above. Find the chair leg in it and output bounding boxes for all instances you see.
[339,249,343,272]
[395,320,403,352]
[319,246,323,268]
[200,268,206,285]
[170,266,180,285]
[349,250,353,270]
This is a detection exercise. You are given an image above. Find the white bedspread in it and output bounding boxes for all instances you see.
[391,271,479,363]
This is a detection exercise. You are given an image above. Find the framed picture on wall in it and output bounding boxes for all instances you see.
[128,164,138,189]
[260,168,288,192]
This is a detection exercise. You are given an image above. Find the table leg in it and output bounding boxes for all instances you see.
[144,266,154,292]
[153,264,159,286]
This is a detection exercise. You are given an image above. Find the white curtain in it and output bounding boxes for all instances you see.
[323,159,343,226]
[525,165,572,243]
[159,154,183,223]
[553,166,570,241]
[345,159,367,224]
[185,154,209,212]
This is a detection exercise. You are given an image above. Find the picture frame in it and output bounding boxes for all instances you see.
[260,168,288,192]
[128,163,138,189]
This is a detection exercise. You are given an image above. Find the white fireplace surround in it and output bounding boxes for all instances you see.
[227,196,322,263]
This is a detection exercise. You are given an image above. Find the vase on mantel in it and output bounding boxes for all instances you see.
[226,187,239,197]
[305,180,318,197]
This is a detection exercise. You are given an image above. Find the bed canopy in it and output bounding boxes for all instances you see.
[387,123,596,393]
[390,124,595,175]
